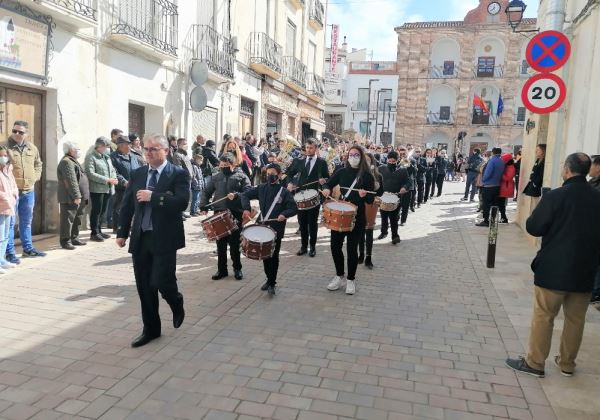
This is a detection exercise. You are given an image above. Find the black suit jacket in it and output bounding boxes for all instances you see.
[117,162,190,255]
[285,156,330,190]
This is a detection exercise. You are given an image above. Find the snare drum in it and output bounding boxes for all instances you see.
[323,201,357,232]
[380,192,400,212]
[294,189,320,210]
[201,210,238,241]
[364,201,380,229]
[241,225,277,260]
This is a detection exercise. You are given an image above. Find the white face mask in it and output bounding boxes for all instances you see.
[0,156,8,166]
[348,156,360,168]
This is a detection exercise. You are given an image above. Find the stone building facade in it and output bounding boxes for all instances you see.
[394,0,536,154]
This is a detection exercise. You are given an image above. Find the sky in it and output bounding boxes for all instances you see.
[327,0,539,61]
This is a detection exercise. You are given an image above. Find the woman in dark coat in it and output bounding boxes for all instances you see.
[523,144,546,198]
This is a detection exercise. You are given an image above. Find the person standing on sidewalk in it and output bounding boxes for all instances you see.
[462,148,483,202]
[116,134,188,348]
[506,153,600,378]
[523,144,546,199]
[498,153,516,224]
[3,121,45,262]
[57,141,89,250]
[475,148,505,227]
[111,136,142,232]
[589,155,600,309]
[0,145,18,272]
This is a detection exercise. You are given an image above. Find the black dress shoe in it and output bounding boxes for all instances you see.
[99,232,111,239]
[309,248,316,257]
[475,220,490,227]
[71,238,87,246]
[173,306,184,329]
[365,256,374,269]
[60,241,75,250]
[260,281,269,291]
[377,233,387,240]
[357,254,364,264]
[296,248,308,256]
[212,271,228,280]
[267,286,276,296]
[131,332,160,348]
[391,236,401,245]
[234,270,243,280]
[90,234,104,242]
[410,206,415,213]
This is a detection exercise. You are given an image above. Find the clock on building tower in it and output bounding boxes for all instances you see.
[488,2,501,15]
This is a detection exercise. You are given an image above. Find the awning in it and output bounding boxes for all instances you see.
[310,119,326,132]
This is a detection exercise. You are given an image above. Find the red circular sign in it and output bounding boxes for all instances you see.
[526,30,571,73]
[522,73,567,114]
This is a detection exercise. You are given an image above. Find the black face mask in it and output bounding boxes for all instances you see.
[267,174,278,184]
[388,163,396,171]
[222,167,232,176]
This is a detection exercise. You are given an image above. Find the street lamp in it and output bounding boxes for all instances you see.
[366,78,379,140]
[505,0,538,33]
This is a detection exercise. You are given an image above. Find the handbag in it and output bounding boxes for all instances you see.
[523,180,541,197]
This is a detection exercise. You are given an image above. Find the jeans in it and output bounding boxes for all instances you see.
[190,190,201,215]
[0,214,11,264]
[7,190,35,254]
[90,193,111,235]
[464,171,479,200]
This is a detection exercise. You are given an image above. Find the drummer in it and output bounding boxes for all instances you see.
[200,154,252,281]
[285,138,329,258]
[241,163,297,295]
[358,153,384,269]
[321,145,375,295]
[377,151,409,244]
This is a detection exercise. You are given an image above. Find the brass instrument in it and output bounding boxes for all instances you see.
[399,158,411,168]
[276,137,297,172]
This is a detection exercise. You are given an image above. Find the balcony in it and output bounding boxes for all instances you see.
[307,73,325,101]
[288,0,305,10]
[472,111,498,125]
[183,25,234,81]
[248,32,283,78]
[282,56,307,92]
[473,64,503,78]
[23,0,97,27]
[426,111,455,125]
[111,0,178,60]
[309,0,325,30]
[429,65,458,79]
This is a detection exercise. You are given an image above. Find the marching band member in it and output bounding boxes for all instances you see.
[322,145,375,295]
[398,147,413,226]
[241,163,297,295]
[424,148,436,202]
[200,154,251,281]
[413,148,427,208]
[407,150,418,214]
[286,138,329,257]
[377,151,409,243]
[358,154,384,269]
[434,149,450,197]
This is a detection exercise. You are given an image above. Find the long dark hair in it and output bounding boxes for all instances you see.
[345,145,370,180]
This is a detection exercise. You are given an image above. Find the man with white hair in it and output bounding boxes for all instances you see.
[57,141,89,250]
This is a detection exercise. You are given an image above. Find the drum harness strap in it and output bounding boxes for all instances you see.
[341,177,359,201]
[260,187,284,223]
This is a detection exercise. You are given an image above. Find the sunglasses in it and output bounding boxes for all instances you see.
[12,129,25,135]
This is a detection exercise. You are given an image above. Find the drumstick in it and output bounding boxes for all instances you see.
[210,193,237,206]
[318,189,340,203]
[291,180,322,190]
[339,187,378,195]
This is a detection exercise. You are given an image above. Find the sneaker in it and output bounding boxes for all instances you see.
[5,254,20,265]
[90,234,104,242]
[345,280,356,295]
[327,276,343,291]
[475,220,489,227]
[460,197,468,201]
[99,232,111,239]
[1,262,16,269]
[500,218,509,224]
[505,357,545,378]
[22,248,46,257]
[553,356,574,377]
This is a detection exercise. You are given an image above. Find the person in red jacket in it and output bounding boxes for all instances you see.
[498,153,516,223]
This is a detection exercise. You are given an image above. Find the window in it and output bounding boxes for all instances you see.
[439,106,451,121]
[286,19,296,57]
[443,61,455,76]
[359,121,371,137]
[517,107,526,122]
[308,41,316,73]
[357,88,369,110]
[477,56,495,77]
[378,89,392,111]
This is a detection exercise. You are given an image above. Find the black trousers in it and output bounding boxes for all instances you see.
[425,175,434,200]
[330,221,364,280]
[380,206,400,238]
[59,201,87,242]
[481,186,501,222]
[112,189,125,230]
[416,180,425,204]
[358,228,374,258]
[216,225,242,273]
[498,197,508,220]
[410,188,417,208]
[90,192,110,235]
[132,232,183,336]
[400,192,411,224]
[298,205,320,249]
[263,237,282,286]
[435,173,445,196]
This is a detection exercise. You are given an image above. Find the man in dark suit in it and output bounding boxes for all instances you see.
[285,138,329,257]
[116,134,190,348]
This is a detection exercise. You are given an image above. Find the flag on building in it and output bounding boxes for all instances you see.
[497,94,504,116]
[473,95,490,114]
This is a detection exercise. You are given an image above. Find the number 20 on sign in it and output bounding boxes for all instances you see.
[522,73,567,114]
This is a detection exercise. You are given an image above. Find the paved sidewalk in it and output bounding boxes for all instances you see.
[0,182,597,420]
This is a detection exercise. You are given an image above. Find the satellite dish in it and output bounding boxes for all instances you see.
[190,61,209,86]
[190,87,207,112]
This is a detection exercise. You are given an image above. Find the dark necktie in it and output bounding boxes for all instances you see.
[141,169,158,231]
[306,157,312,174]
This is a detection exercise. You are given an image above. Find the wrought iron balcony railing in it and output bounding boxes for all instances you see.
[248,32,283,75]
[111,0,178,57]
[307,73,325,98]
[41,0,97,20]
[429,65,458,78]
[472,111,498,125]
[472,64,503,78]
[183,25,234,79]
[309,0,324,28]
[426,111,455,125]
[282,56,307,90]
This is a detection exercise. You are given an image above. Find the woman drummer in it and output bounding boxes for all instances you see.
[321,145,375,295]
[358,153,384,269]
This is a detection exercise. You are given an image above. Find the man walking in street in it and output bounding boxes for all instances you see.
[4,121,45,262]
[462,148,484,202]
[475,147,504,227]
[506,153,600,378]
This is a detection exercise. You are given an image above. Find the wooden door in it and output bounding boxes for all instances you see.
[128,104,145,137]
[0,87,45,234]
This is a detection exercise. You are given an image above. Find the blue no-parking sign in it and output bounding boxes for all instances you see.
[526,30,571,73]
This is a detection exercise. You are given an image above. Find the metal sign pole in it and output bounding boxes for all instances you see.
[487,206,499,268]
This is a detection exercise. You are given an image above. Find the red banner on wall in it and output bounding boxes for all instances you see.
[330,24,339,72]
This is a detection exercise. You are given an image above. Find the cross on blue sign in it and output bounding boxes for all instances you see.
[526,31,571,73]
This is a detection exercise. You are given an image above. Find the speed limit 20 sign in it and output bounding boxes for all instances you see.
[521,73,567,114]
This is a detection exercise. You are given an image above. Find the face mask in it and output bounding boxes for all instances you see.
[348,156,360,168]
[388,163,396,171]
[222,167,232,176]
[267,174,278,184]
[0,156,8,166]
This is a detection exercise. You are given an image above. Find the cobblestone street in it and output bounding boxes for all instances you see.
[0,182,598,420]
